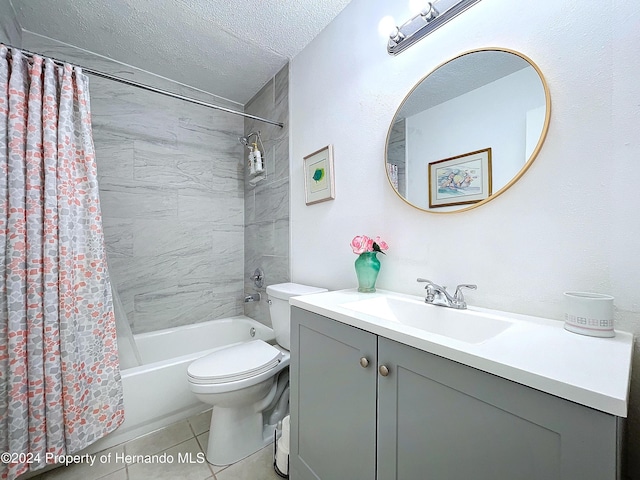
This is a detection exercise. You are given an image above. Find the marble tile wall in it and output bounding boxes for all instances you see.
[244,65,290,325]
[23,33,246,334]
[0,3,21,47]
[388,118,407,197]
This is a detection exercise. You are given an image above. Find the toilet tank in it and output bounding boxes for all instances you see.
[266,283,328,350]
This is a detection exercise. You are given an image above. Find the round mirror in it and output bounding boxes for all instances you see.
[385,48,550,213]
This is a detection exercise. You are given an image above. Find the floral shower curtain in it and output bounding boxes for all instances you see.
[0,46,124,479]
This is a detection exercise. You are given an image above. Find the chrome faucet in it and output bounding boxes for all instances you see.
[244,293,261,303]
[417,278,477,309]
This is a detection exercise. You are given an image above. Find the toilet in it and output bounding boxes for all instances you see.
[187,282,327,466]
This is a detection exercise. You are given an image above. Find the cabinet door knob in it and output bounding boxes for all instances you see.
[379,365,390,377]
[359,357,369,368]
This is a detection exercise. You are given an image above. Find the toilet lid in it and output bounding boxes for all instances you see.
[187,340,283,384]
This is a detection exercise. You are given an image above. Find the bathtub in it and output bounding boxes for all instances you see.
[86,316,275,453]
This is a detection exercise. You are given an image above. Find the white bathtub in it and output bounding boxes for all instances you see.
[86,316,275,453]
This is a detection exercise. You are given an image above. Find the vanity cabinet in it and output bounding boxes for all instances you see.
[289,306,378,479]
[290,307,622,480]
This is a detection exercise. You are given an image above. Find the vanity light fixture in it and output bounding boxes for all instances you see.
[387,0,483,55]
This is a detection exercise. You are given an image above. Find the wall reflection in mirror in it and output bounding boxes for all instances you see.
[386,48,550,213]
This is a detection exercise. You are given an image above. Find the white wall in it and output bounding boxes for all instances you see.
[290,0,640,476]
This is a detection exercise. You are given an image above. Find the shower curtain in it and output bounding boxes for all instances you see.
[0,46,124,479]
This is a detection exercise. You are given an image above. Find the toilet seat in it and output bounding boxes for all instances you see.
[187,340,283,385]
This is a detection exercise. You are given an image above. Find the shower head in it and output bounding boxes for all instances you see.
[239,131,259,147]
[239,136,253,151]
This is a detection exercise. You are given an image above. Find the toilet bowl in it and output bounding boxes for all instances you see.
[187,282,327,466]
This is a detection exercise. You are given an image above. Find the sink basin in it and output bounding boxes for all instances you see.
[340,295,512,344]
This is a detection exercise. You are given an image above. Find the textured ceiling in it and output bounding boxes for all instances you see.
[398,50,532,118]
[9,0,352,105]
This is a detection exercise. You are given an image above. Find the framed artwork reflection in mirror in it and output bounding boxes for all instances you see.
[428,148,492,208]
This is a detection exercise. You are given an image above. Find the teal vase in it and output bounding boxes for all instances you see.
[355,252,381,293]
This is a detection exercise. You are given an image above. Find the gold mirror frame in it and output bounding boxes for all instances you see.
[385,47,551,214]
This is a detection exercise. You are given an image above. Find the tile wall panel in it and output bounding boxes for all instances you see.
[244,64,290,325]
[23,34,246,334]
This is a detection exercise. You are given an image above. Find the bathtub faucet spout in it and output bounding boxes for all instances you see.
[244,293,261,303]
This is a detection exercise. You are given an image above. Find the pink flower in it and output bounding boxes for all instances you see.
[374,236,389,252]
[350,235,370,255]
[351,235,389,255]
[365,237,374,252]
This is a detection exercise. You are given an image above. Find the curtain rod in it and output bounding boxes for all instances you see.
[3,44,284,128]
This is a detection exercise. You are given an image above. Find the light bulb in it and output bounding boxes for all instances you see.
[378,15,397,38]
[421,2,438,21]
[389,27,405,43]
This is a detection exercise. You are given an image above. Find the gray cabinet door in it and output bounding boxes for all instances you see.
[290,307,378,480]
[377,337,619,480]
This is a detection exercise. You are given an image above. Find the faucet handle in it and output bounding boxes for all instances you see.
[417,278,448,291]
[417,278,436,289]
[417,279,437,302]
[454,284,477,303]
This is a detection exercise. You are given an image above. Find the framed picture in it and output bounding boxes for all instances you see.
[428,148,492,208]
[304,144,335,205]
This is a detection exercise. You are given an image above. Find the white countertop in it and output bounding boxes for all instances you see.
[290,289,634,417]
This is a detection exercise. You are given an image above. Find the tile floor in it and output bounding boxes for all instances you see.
[29,410,284,480]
